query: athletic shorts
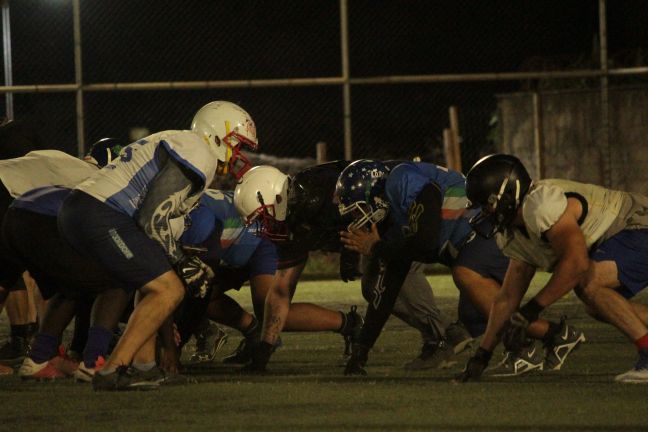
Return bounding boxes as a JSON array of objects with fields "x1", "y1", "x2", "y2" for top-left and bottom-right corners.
[
  {"x1": 58, "y1": 190, "x2": 172, "y2": 292},
  {"x1": 3, "y1": 208, "x2": 127, "y2": 299},
  {"x1": 0, "y1": 183, "x2": 25, "y2": 290},
  {"x1": 276, "y1": 240, "x2": 310, "y2": 270},
  {"x1": 590, "y1": 229, "x2": 648, "y2": 298},
  {"x1": 453, "y1": 234, "x2": 509, "y2": 284}
]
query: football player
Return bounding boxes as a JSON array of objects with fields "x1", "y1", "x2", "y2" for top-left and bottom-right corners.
[
  {"x1": 218, "y1": 163, "x2": 366, "y2": 369},
  {"x1": 0, "y1": 137, "x2": 123, "y2": 369},
  {"x1": 56, "y1": 101, "x2": 259, "y2": 390},
  {"x1": 457, "y1": 154, "x2": 648, "y2": 383},
  {"x1": 335, "y1": 159, "x2": 584, "y2": 376}
]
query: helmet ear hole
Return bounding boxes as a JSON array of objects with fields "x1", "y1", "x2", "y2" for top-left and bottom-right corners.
[{"x1": 275, "y1": 194, "x2": 283, "y2": 204}]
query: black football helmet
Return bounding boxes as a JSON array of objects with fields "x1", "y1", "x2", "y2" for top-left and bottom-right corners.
[
  {"x1": 84, "y1": 137, "x2": 124, "y2": 168},
  {"x1": 287, "y1": 160, "x2": 349, "y2": 227},
  {"x1": 465, "y1": 154, "x2": 532, "y2": 238},
  {"x1": 334, "y1": 159, "x2": 390, "y2": 231}
]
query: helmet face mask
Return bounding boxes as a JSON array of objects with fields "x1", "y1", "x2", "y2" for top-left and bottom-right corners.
[
  {"x1": 465, "y1": 154, "x2": 531, "y2": 238},
  {"x1": 335, "y1": 160, "x2": 390, "y2": 231}
]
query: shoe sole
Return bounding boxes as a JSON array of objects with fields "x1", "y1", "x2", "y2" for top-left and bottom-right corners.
[
  {"x1": 20, "y1": 374, "x2": 67, "y2": 381},
  {"x1": 74, "y1": 369, "x2": 94, "y2": 383},
  {"x1": 615, "y1": 378, "x2": 648, "y2": 384},
  {"x1": 453, "y1": 338, "x2": 474, "y2": 355},
  {"x1": 546, "y1": 333, "x2": 586, "y2": 371}
]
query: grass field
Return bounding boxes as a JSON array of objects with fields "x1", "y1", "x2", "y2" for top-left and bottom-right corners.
[{"x1": 1, "y1": 273, "x2": 647, "y2": 432}]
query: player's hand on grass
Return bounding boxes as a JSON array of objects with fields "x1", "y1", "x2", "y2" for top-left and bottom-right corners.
[
  {"x1": 175, "y1": 255, "x2": 214, "y2": 298},
  {"x1": 453, "y1": 347, "x2": 492, "y2": 383},
  {"x1": 241, "y1": 341, "x2": 274, "y2": 374},
  {"x1": 344, "y1": 343, "x2": 369, "y2": 376}
]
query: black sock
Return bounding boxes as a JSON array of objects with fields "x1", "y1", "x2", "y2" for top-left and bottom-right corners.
[
  {"x1": 543, "y1": 322, "x2": 562, "y2": 344},
  {"x1": 337, "y1": 311, "x2": 347, "y2": 333},
  {"x1": 10, "y1": 324, "x2": 29, "y2": 339}
]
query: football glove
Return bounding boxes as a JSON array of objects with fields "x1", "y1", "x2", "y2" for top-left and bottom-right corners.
[
  {"x1": 344, "y1": 343, "x2": 369, "y2": 376},
  {"x1": 453, "y1": 347, "x2": 492, "y2": 383},
  {"x1": 174, "y1": 255, "x2": 214, "y2": 298}
]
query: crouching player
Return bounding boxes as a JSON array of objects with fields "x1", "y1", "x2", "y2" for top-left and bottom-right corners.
[
  {"x1": 457, "y1": 154, "x2": 648, "y2": 383},
  {"x1": 336, "y1": 160, "x2": 584, "y2": 376}
]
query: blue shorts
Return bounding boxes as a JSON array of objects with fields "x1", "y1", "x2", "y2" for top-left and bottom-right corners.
[
  {"x1": 453, "y1": 234, "x2": 509, "y2": 284},
  {"x1": 590, "y1": 229, "x2": 648, "y2": 298},
  {"x1": 58, "y1": 190, "x2": 172, "y2": 292}
]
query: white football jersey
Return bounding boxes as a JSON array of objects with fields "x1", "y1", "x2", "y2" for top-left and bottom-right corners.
[
  {"x1": 497, "y1": 178, "x2": 648, "y2": 271},
  {"x1": 0, "y1": 150, "x2": 98, "y2": 198},
  {"x1": 76, "y1": 130, "x2": 218, "y2": 217}
]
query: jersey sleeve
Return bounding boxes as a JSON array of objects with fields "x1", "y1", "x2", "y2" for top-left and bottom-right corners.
[
  {"x1": 522, "y1": 184, "x2": 567, "y2": 238},
  {"x1": 385, "y1": 163, "x2": 431, "y2": 213},
  {"x1": 158, "y1": 131, "x2": 218, "y2": 191}
]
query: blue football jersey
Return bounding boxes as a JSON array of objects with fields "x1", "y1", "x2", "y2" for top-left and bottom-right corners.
[{"x1": 384, "y1": 162, "x2": 476, "y2": 257}]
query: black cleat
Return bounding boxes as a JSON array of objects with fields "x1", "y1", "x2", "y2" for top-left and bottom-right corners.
[
  {"x1": 92, "y1": 366, "x2": 161, "y2": 391},
  {"x1": 340, "y1": 305, "x2": 364, "y2": 356}
]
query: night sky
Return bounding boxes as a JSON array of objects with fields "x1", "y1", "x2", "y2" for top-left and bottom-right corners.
[{"x1": 2, "y1": 0, "x2": 647, "y2": 165}]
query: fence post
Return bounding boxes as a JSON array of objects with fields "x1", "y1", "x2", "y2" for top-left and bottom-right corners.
[
  {"x1": 2, "y1": 0, "x2": 13, "y2": 120},
  {"x1": 443, "y1": 128, "x2": 456, "y2": 170},
  {"x1": 599, "y1": 0, "x2": 611, "y2": 187},
  {"x1": 449, "y1": 106, "x2": 462, "y2": 172},
  {"x1": 340, "y1": 0, "x2": 352, "y2": 160},
  {"x1": 532, "y1": 92, "x2": 544, "y2": 179},
  {"x1": 316, "y1": 141, "x2": 327, "y2": 164},
  {"x1": 73, "y1": 0, "x2": 85, "y2": 157}
]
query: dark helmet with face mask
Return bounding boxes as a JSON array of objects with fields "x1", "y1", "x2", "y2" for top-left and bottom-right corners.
[{"x1": 465, "y1": 154, "x2": 532, "y2": 238}]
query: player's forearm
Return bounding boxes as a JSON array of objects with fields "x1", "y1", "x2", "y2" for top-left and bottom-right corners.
[
  {"x1": 533, "y1": 256, "x2": 589, "y2": 308},
  {"x1": 480, "y1": 289, "x2": 518, "y2": 351},
  {"x1": 261, "y1": 286, "x2": 290, "y2": 345}
]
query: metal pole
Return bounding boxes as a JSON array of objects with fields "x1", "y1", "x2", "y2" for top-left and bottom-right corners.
[
  {"x1": 532, "y1": 92, "x2": 544, "y2": 179},
  {"x1": 72, "y1": 0, "x2": 84, "y2": 157},
  {"x1": 2, "y1": 0, "x2": 13, "y2": 120},
  {"x1": 599, "y1": 0, "x2": 611, "y2": 187},
  {"x1": 340, "y1": 0, "x2": 352, "y2": 160}
]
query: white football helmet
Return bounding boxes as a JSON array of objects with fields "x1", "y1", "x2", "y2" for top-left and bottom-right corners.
[
  {"x1": 191, "y1": 100, "x2": 258, "y2": 179},
  {"x1": 234, "y1": 165, "x2": 290, "y2": 241}
]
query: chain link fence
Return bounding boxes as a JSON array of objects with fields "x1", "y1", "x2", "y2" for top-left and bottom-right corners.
[{"x1": 1, "y1": 0, "x2": 648, "y2": 183}]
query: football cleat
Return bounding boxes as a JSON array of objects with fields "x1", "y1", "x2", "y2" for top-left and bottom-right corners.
[
  {"x1": 190, "y1": 324, "x2": 228, "y2": 363},
  {"x1": 445, "y1": 321, "x2": 475, "y2": 355},
  {"x1": 74, "y1": 356, "x2": 105, "y2": 383},
  {"x1": 92, "y1": 366, "x2": 160, "y2": 391},
  {"x1": 403, "y1": 339, "x2": 455, "y2": 371},
  {"x1": 543, "y1": 318, "x2": 586, "y2": 370},
  {"x1": 487, "y1": 343, "x2": 544, "y2": 377},
  {"x1": 0, "y1": 363, "x2": 13, "y2": 375},
  {"x1": 19, "y1": 355, "x2": 78, "y2": 380},
  {"x1": 0, "y1": 336, "x2": 29, "y2": 366},
  {"x1": 614, "y1": 349, "x2": 648, "y2": 384},
  {"x1": 340, "y1": 305, "x2": 364, "y2": 356}
]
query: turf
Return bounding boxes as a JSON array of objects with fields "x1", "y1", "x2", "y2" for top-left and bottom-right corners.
[{"x1": 1, "y1": 273, "x2": 647, "y2": 432}]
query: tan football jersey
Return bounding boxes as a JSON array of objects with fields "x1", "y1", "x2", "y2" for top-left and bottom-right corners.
[
  {"x1": 0, "y1": 150, "x2": 97, "y2": 198},
  {"x1": 496, "y1": 179, "x2": 648, "y2": 271}
]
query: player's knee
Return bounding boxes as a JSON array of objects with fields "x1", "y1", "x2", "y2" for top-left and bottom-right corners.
[{"x1": 142, "y1": 271, "x2": 185, "y2": 307}]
